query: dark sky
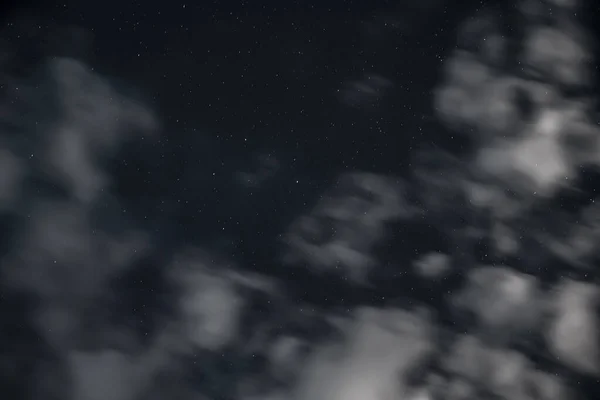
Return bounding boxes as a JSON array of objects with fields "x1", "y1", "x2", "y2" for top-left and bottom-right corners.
[{"x1": 0, "y1": 0, "x2": 475, "y2": 266}]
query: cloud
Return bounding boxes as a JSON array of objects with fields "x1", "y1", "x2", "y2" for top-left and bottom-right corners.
[
  {"x1": 546, "y1": 279, "x2": 599, "y2": 376},
  {"x1": 69, "y1": 350, "x2": 142, "y2": 400},
  {"x1": 0, "y1": 30, "x2": 162, "y2": 398},
  {"x1": 441, "y1": 334, "x2": 573, "y2": 400},
  {"x1": 167, "y1": 247, "x2": 280, "y2": 352},
  {"x1": 46, "y1": 58, "x2": 157, "y2": 203},
  {"x1": 294, "y1": 307, "x2": 434, "y2": 400},
  {"x1": 173, "y1": 260, "x2": 245, "y2": 351},
  {"x1": 541, "y1": 200, "x2": 600, "y2": 268},
  {"x1": 283, "y1": 172, "x2": 415, "y2": 282},
  {"x1": 267, "y1": 335, "x2": 307, "y2": 382},
  {"x1": 413, "y1": 252, "x2": 451, "y2": 279},
  {"x1": 338, "y1": 74, "x2": 394, "y2": 109},
  {"x1": 452, "y1": 266, "x2": 545, "y2": 340},
  {"x1": 0, "y1": 55, "x2": 157, "y2": 355},
  {"x1": 67, "y1": 324, "x2": 189, "y2": 400},
  {"x1": 427, "y1": 0, "x2": 600, "y2": 282},
  {"x1": 276, "y1": 4, "x2": 600, "y2": 394},
  {"x1": 523, "y1": 25, "x2": 592, "y2": 87},
  {"x1": 433, "y1": 4, "x2": 599, "y2": 202},
  {"x1": 417, "y1": 0, "x2": 600, "y2": 396}
]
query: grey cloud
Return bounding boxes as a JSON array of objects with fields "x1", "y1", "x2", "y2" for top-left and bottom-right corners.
[
  {"x1": 69, "y1": 350, "x2": 142, "y2": 400},
  {"x1": 294, "y1": 307, "x2": 434, "y2": 400},
  {"x1": 266, "y1": 336, "x2": 308, "y2": 384},
  {"x1": 283, "y1": 172, "x2": 415, "y2": 282},
  {"x1": 3, "y1": 201, "x2": 150, "y2": 351},
  {"x1": 474, "y1": 109, "x2": 574, "y2": 197},
  {"x1": 168, "y1": 247, "x2": 279, "y2": 351},
  {"x1": 178, "y1": 270, "x2": 244, "y2": 350},
  {"x1": 452, "y1": 266, "x2": 545, "y2": 341},
  {"x1": 288, "y1": 1, "x2": 599, "y2": 399},
  {"x1": 413, "y1": 252, "x2": 450, "y2": 279},
  {"x1": 47, "y1": 58, "x2": 157, "y2": 203},
  {"x1": 434, "y1": 12, "x2": 599, "y2": 199},
  {"x1": 542, "y1": 201, "x2": 600, "y2": 268},
  {"x1": 441, "y1": 334, "x2": 573, "y2": 400},
  {"x1": 0, "y1": 38, "x2": 165, "y2": 400},
  {"x1": 523, "y1": 25, "x2": 592, "y2": 87},
  {"x1": 546, "y1": 279, "x2": 600, "y2": 376},
  {"x1": 68, "y1": 325, "x2": 185, "y2": 400}
]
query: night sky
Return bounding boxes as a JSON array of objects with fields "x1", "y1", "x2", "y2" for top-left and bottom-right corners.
[
  {"x1": 9, "y1": 0, "x2": 472, "y2": 288},
  {"x1": 1, "y1": 1, "x2": 600, "y2": 400}
]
